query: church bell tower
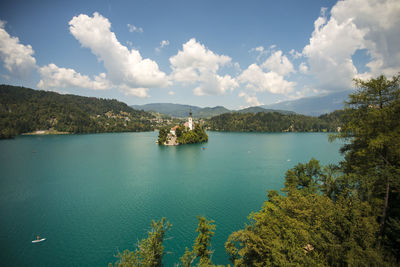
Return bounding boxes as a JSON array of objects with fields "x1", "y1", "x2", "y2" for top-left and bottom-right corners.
[{"x1": 188, "y1": 110, "x2": 193, "y2": 130}]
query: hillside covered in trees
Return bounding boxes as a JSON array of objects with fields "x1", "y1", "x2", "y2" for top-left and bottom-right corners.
[
  {"x1": 0, "y1": 85, "x2": 155, "y2": 138},
  {"x1": 206, "y1": 110, "x2": 344, "y2": 132},
  {"x1": 109, "y1": 74, "x2": 400, "y2": 266}
]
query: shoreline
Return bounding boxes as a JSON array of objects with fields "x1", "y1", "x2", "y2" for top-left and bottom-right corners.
[{"x1": 21, "y1": 130, "x2": 71, "y2": 136}]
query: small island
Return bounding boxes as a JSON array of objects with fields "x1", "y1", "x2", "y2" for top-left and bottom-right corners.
[{"x1": 157, "y1": 112, "x2": 208, "y2": 146}]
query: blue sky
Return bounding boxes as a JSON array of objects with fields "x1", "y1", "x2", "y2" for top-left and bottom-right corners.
[{"x1": 1, "y1": 0, "x2": 399, "y2": 109}]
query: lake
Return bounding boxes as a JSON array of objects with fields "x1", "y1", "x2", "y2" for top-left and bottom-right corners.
[{"x1": 0, "y1": 131, "x2": 343, "y2": 266}]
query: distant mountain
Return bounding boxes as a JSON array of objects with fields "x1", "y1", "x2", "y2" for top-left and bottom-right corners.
[
  {"x1": 237, "y1": 106, "x2": 295, "y2": 115},
  {"x1": 131, "y1": 103, "x2": 229, "y2": 118},
  {"x1": 131, "y1": 90, "x2": 351, "y2": 119},
  {"x1": 131, "y1": 103, "x2": 294, "y2": 118},
  {"x1": 262, "y1": 90, "x2": 351, "y2": 116},
  {"x1": 195, "y1": 106, "x2": 230, "y2": 118},
  {"x1": 131, "y1": 103, "x2": 201, "y2": 118}
]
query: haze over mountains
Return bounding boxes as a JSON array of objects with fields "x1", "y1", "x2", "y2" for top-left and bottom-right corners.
[
  {"x1": 131, "y1": 90, "x2": 351, "y2": 118},
  {"x1": 262, "y1": 90, "x2": 351, "y2": 116}
]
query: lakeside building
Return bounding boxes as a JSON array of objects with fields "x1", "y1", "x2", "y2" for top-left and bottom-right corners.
[{"x1": 171, "y1": 112, "x2": 194, "y2": 136}]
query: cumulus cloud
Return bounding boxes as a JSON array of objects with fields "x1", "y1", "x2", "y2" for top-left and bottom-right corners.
[
  {"x1": 120, "y1": 85, "x2": 149, "y2": 98},
  {"x1": 289, "y1": 49, "x2": 302, "y2": 59},
  {"x1": 261, "y1": 50, "x2": 295, "y2": 76},
  {"x1": 299, "y1": 62, "x2": 309, "y2": 74},
  {"x1": 302, "y1": 0, "x2": 400, "y2": 91},
  {"x1": 238, "y1": 64, "x2": 295, "y2": 95},
  {"x1": 38, "y1": 63, "x2": 110, "y2": 90},
  {"x1": 170, "y1": 38, "x2": 238, "y2": 95},
  {"x1": 238, "y1": 91, "x2": 263, "y2": 107},
  {"x1": 0, "y1": 21, "x2": 37, "y2": 78},
  {"x1": 239, "y1": 50, "x2": 296, "y2": 95},
  {"x1": 69, "y1": 12, "x2": 169, "y2": 96},
  {"x1": 127, "y1": 24, "x2": 143, "y2": 33}
]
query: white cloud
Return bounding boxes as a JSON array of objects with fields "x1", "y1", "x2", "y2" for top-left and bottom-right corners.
[
  {"x1": 332, "y1": 0, "x2": 400, "y2": 77},
  {"x1": 193, "y1": 72, "x2": 238, "y2": 96},
  {"x1": 302, "y1": 10, "x2": 365, "y2": 90},
  {"x1": 250, "y1": 45, "x2": 278, "y2": 61},
  {"x1": 160, "y1": 40, "x2": 169, "y2": 48},
  {"x1": 127, "y1": 24, "x2": 143, "y2": 33},
  {"x1": 238, "y1": 91, "x2": 263, "y2": 107},
  {"x1": 170, "y1": 38, "x2": 238, "y2": 95},
  {"x1": 289, "y1": 49, "x2": 302, "y2": 59},
  {"x1": 234, "y1": 62, "x2": 241, "y2": 71},
  {"x1": 38, "y1": 63, "x2": 110, "y2": 90},
  {"x1": 69, "y1": 12, "x2": 169, "y2": 96},
  {"x1": 0, "y1": 21, "x2": 37, "y2": 78},
  {"x1": 253, "y1": 46, "x2": 264, "y2": 53},
  {"x1": 120, "y1": 85, "x2": 149, "y2": 98},
  {"x1": 155, "y1": 40, "x2": 169, "y2": 52},
  {"x1": 299, "y1": 62, "x2": 308, "y2": 74},
  {"x1": 261, "y1": 50, "x2": 295, "y2": 76},
  {"x1": 238, "y1": 64, "x2": 296, "y2": 94},
  {"x1": 302, "y1": 0, "x2": 400, "y2": 91},
  {"x1": 168, "y1": 91, "x2": 175, "y2": 95}
]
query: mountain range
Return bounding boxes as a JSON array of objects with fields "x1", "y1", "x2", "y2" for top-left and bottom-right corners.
[
  {"x1": 131, "y1": 90, "x2": 351, "y2": 118},
  {"x1": 262, "y1": 90, "x2": 351, "y2": 116}
]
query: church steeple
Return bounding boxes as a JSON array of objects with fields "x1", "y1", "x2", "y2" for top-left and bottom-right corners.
[{"x1": 188, "y1": 110, "x2": 193, "y2": 130}]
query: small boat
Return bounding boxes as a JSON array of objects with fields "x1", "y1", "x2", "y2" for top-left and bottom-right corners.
[{"x1": 32, "y1": 236, "x2": 46, "y2": 243}]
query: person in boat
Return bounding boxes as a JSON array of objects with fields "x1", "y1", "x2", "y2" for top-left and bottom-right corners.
[{"x1": 37, "y1": 235, "x2": 40, "y2": 240}]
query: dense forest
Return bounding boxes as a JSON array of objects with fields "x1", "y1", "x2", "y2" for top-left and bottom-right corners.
[
  {"x1": 206, "y1": 109, "x2": 344, "y2": 132},
  {"x1": 0, "y1": 85, "x2": 154, "y2": 139},
  {"x1": 109, "y1": 74, "x2": 400, "y2": 266}
]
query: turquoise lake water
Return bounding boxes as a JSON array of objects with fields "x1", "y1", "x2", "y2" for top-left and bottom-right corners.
[{"x1": 0, "y1": 131, "x2": 344, "y2": 266}]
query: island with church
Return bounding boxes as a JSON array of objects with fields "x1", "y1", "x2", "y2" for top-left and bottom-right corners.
[{"x1": 157, "y1": 112, "x2": 208, "y2": 146}]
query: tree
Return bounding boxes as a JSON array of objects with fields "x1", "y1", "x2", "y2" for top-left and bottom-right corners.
[
  {"x1": 157, "y1": 128, "x2": 168, "y2": 144},
  {"x1": 110, "y1": 218, "x2": 171, "y2": 267},
  {"x1": 225, "y1": 159, "x2": 387, "y2": 266},
  {"x1": 180, "y1": 216, "x2": 216, "y2": 266},
  {"x1": 336, "y1": 74, "x2": 400, "y2": 253}
]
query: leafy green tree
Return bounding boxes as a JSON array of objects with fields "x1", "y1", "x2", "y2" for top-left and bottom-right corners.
[
  {"x1": 335, "y1": 74, "x2": 400, "y2": 256},
  {"x1": 180, "y1": 216, "x2": 216, "y2": 266},
  {"x1": 284, "y1": 157, "x2": 321, "y2": 194},
  {"x1": 177, "y1": 124, "x2": 208, "y2": 145},
  {"x1": 110, "y1": 218, "x2": 171, "y2": 267},
  {"x1": 226, "y1": 159, "x2": 387, "y2": 266},
  {"x1": 157, "y1": 128, "x2": 168, "y2": 144}
]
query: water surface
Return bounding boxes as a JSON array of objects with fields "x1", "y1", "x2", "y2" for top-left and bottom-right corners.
[{"x1": 0, "y1": 132, "x2": 343, "y2": 266}]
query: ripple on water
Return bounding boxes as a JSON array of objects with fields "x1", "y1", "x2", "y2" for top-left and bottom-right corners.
[{"x1": 0, "y1": 132, "x2": 343, "y2": 266}]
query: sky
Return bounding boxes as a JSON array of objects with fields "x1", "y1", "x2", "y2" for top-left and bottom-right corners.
[{"x1": 0, "y1": 0, "x2": 399, "y2": 109}]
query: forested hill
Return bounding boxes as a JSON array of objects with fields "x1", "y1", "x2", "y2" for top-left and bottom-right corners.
[
  {"x1": 0, "y1": 85, "x2": 154, "y2": 138},
  {"x1": 206, "y1": 110, "x2": 344, "y2": 132}
]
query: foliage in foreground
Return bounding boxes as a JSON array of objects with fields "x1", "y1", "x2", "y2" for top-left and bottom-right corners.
[
  {"x1": 112, "y1": 74, "x2": 400, "y2": 266},
  {"x1": 225, "y1": 160, "x2": 386, "y2": 266},
  {"x1": 109, "y1": 218, "x2": 171, "y2": 267}
]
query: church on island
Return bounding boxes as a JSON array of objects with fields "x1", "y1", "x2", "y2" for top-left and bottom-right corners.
[{"x1": 157, "y1": 112, "x2": 208, "y2": 146}]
